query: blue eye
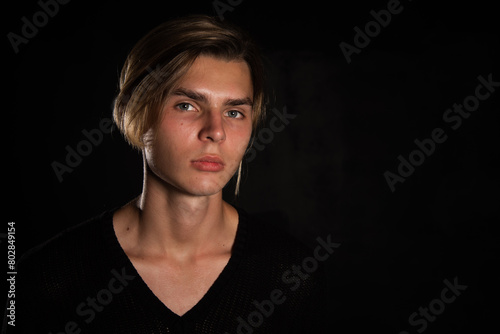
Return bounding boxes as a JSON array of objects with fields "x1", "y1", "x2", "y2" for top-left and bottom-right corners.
[
  {"x1": 176, "y1": 103, "x2": 195, "y2": 111},
  {"x1": 227, "y1": 110, "x2": 243, "y2": 118}
]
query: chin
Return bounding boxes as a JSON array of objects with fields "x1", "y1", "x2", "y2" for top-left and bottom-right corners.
[
  {"x1": 174, "y1": 173, "x2": 228, "y2": 197},
  {"x1": 182, "y1": 167, "x2": 237, "y2": 197},
  {"x1": 186, "y1": 182, "x2": 225, "y2": 197}
]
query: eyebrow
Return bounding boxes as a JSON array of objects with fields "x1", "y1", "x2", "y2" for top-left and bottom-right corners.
[{"x1": 172, "y1": 87, "x2": 253, "y2": 107}]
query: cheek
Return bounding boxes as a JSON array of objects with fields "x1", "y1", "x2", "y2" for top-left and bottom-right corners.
[
  {"x1": 223, "y1": 123, "x2": 252, "y2": 155},
  {"x1": 143, "y1": 121, "x2": 190, "y2": 172},
  {"x1": 231, "y1": 131, "x2": 252, "y2": 158},
  {"x1": 154, "y1": 117, "x2": 196, "y2": 151}
]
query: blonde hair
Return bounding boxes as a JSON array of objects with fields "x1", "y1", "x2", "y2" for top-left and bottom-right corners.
[
  {"x1": 113, "y1": 15, "x2": 266, "y2": 195},
  {"x1": 113, "y1": 14, "x2": 266, "y2": 149}
]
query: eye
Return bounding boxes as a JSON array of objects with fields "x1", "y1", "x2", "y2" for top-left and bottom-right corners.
[
  {"x1": 226, "y1": 110, "x2": 243, "y2": 119},
  {"x1": 176, "y1": 103, "x2": 195, "y2": 111}
]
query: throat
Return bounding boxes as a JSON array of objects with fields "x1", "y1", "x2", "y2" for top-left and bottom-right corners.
[{"x1": 113, "y1": 199, "x2": 239, "y2": 264}]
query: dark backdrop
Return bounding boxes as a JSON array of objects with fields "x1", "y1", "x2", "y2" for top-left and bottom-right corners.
[{"x1": 4, "y1": 0, "x2": 499, "y2": 332}]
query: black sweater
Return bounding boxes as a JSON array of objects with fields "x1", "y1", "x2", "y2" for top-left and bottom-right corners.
[{"x1": 8, "y1": 207, "x2": 330, "y2": 333}]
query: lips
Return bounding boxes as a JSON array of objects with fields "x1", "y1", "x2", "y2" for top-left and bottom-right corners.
[{"x1": 191, "y1": 155, "x2": 225, "y2": 172}]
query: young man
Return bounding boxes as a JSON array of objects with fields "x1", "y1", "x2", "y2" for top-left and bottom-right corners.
[{"x1": 11, "y1": 15, "x2": 329, "y2": 333}]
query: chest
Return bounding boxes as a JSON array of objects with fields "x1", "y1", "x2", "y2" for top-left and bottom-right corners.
[{"x1": 130, "y1": 255, "x2": 231, "y2": 316}]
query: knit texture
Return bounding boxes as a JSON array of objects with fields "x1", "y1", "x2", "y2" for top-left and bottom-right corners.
[{"x1": 10, "y1": 207, "x2": 329, "y2": 333}]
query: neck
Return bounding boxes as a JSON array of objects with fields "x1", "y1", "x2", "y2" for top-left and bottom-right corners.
[{"x1": 125, "y1": 165, "x2": 236, "y2": 262}]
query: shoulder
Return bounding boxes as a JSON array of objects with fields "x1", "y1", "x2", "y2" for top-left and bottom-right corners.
[
  {"x1": 19, "y1": 210, "x2": 112, "y2": 268},
  {"x1": 243, "y1": 208, "x2": 340, "y2": 262},
  {"x1": 242, "y1": 209, "x2": 315, "y2": 260},
  {"x1": 238, "y1": 207, "x2": 333, "y2": 285},
  {"x1": 14, "y1": 209, "x2": 126, "y2": 331},
  {"x1": 16, "y1": 209, "x2": 117, "y2": 297}
]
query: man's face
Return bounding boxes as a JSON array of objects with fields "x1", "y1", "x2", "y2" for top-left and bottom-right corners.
[{"x1": 143, "y1": 55, "x2": 254, "y2": 196}]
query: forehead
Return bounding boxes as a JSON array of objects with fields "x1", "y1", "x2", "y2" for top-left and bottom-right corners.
[{"x1": 174, "y1": 55, "x2": 253, "y2": 98}]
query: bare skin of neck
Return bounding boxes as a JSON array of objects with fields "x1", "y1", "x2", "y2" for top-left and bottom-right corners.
[{"x1": 114, "y1": 168, "x2": 239, "y2": 263}]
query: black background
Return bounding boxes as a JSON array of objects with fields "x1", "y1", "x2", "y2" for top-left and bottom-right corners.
[{"x1": 4, "y1": 0, "x2": 499, "y2": 332}]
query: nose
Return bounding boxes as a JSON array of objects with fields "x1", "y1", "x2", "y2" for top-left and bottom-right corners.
[{"x1": 199, "y1": 109, "x2": 226, "y2": 143}]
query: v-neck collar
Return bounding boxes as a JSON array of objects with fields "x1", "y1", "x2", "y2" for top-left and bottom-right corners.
[{"x1": 101, "y1": 205, "x2": 248, "y2": 324}]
